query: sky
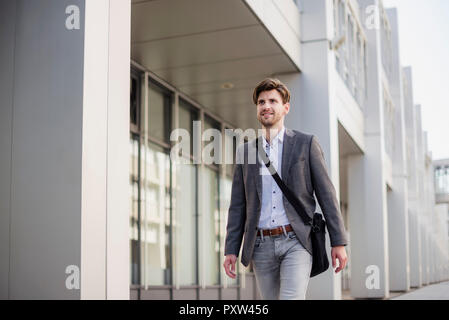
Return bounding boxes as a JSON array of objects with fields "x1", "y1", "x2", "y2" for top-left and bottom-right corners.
[{"x1": 382, "y1": 0, "x2": 449, "y2": 160}]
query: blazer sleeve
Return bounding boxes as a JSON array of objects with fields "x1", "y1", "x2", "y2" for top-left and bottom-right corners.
[
  {"x1": 309, "y1": 135, "x2": 348, "y2": 247},
  {"x1": 224, "y1": 144, "x2": 247, "y2": 256}
]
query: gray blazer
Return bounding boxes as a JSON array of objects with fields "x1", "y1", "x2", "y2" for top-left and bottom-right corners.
[{"x1": 224, "y1": 128, "x2": 348, "y2": 267}]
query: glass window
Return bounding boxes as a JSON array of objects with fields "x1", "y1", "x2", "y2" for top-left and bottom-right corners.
[
  {"x1": 129, "y1": 72, "x2": 246, "y2": 294},
  {"x1": 435, "y1": 168, "x2": 440, "y2": 192},
  {"x1": 179, "y1": 99, "x2": 199, "y2": 157},
  {"x1": 339, "y1": 0, "x2": 347, "y2": 79},
  {"x1": 347, "y1": 17, "x2": 354, "y2": 92},
  {"x1": 142, "y1": 142, "x2": 171, "y2": 286},
  {"x1": 338, "y1": 0, "x2": 345, "y2": 38},
  {"x1": 130, "y1": 134, "x2": 140, "y2": 285},
  {"x1": 220, "y1": 175, "x2": 238, "y2": 285},
  {"x1": 333, "y1": 0, "x2": 339, "y2": 38},
  {"x1": 129, "y1": 78, "x2": 137, "y2": 126},
  {"x1": 333, "y1": 0, "x2": 341, "y2": 74},
  {"x1": 356, "y1": 33, "x2": 362, "y2": 104},
  {"x1": 363, "y1": 41, "x2": 367, "y2": 99},
  {"x1": 383, "y1": 93, "x2": 394, "y2": 158},
  {"x1": 202, "y1": 166, "x2": 220, "y2": 285},
  {"x1": 443, "y1": 167, "x2": 449, "y2": 193},
  {"x1": 173, "y1": 159, "x2": 198, "y2": 286},
  {"x1": 129, "y1": 69, "x2": 141, "y2": 133},
  {"x1": 333, "y1": 1, "x2": 366, "y2": 109},
  {"x1": 224, "y1": 129, "x2": 237, "y2": 177},
  {"x1": 203, "y1": 115, "x2": 221, "y2": 166},
  {"x1": 380, "y1": 6, "x2": 392, "y2": 78},
  {"x1": 148, "y1": 82, "x2": 171, "y2": 143}
]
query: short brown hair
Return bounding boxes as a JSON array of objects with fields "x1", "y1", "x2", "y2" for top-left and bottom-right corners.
[{"x1": 252, "y1": 78, "x2": 291, "y2": 105}]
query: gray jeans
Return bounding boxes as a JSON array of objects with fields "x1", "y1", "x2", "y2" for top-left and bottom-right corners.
[{"x1": 252, "y1": 230, "x2": 312, "y2": 300}]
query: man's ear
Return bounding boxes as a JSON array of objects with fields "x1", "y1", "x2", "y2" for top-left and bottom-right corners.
[{"x1": 284, "y1": 102, "x2": 290, "y2": 114}]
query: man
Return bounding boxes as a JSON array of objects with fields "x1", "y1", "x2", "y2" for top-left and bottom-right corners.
[{"x1": 223, "y1": 78, "x2": 348, "y2": 300}]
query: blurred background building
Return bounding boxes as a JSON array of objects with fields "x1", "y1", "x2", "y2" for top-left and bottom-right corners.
[
  {"x1": 434, "y1": 158, "x2": 449, "y2": 263},
  {"x1": 1, "y1": 0, "x2": 448, "y2": 300}
]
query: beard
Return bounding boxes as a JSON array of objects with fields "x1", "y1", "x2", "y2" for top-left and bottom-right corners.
[{"x1": 258, "y1": 111, "x2": 281, "y2": 128}]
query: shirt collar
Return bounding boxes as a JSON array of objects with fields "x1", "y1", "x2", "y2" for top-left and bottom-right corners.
[{"x1": 262, "y1": 126, "x2": 285, "y2": 148}]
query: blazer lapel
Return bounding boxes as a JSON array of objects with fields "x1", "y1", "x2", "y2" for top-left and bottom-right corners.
[
  {"x1": 281, "y1": 128, "x2": 296, "y2": 182},
  {"x1": 249, "y1": 138, "x2": 262, "y2": 202}
]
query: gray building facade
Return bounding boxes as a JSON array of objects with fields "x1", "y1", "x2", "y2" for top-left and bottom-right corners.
[{"x1": 1, "y1": 0, "x2": 447, "y2": 300}]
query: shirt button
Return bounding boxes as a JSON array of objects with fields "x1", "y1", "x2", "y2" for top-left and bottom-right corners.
[
  {"x1": 273, "y1": 206, "x2": 276, "y2": 209},
  {"x1": 273, "y1": 191, "x2": 275, "y2": 193}
]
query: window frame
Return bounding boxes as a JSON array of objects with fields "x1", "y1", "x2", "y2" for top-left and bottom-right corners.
[{"x1": 130, "y1": 61, "x2": 244, "y2": 298}]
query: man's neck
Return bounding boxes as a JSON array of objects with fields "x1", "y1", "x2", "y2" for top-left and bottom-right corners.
[{"x1": 262, "y1": 125, "x2": 284, "y2": 144}]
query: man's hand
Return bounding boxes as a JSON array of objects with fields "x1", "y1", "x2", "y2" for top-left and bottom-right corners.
[
  {"x1": 223, "y1": 254, "x2": 237, "y2": 279},
  {"x1": 331, "y1": 246, "x2": 347, "y2": 274}
]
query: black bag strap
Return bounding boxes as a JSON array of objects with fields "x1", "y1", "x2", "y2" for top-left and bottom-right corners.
[{"x1": 256, "y1": 136, "x2": 313, "y2": 227}]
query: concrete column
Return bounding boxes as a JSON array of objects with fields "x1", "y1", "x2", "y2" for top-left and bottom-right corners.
[
  {"x1": 82, "y1": 0, "x2": 131, "y2": 299},
  {"x1": 402, "y1": 67, "x2": 422, "y2": 287},
  {"x1": 385, "y1": 8, "x2": 410, "y2": 292},
  {"x1": 277, "y1": 0, "x2": 344, "y2": 300},
  {"x1": 409, "y1": 209, "x2": 422, "y2": 287},
  {"x1": 422, "y1": 143, "x2": 432, "y2": 285},
  {"x1": 346, "y1": 154, "x2": 367, "y2": 296},
  {"x1": 424, "y1": 142, "x2": 438, "y2": 284},
  {"x1": 0, "y1": 0, "x2": 86, "y2": 299},
  {"x1": 345, "y1": 0, "x2": 390, "y2": 298},
  {"x1": 347, "y1": 136, "x2": 389, "y2": 299},
  {"x1": 430, "y1": 236, "x2": 435, "y2": 283},
  {"x1": 0, "y1": 0, "x2": 16, "y2": 300},
  {"x1": 387, "y1": 186, "x2": 410, "y2": 291},
  {"x1": 421, "y1": 221, "x2": 430, "y2": 285},
  {"x1": 435, "y1": 242, "x2": 439, "y2": 282},
  {"x1": 415, "y1": 105, "x2": 426, "y2": 287},
  {"x1": 0, "y1": 0, "x2": 130, "y2": 299},
  {"x1": 435, "y1": 204, "x2": 449, "y2": 281},
  {"x1": 427, "y1": 228, "x2": 432, "y2": 285}
]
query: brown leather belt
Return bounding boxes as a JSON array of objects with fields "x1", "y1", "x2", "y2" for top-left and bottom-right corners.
[{"x1": 257, "y1": 224, "x2": 293, "y2": 237}]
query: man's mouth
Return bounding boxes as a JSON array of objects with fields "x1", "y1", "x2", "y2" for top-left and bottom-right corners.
[{"x1": 261, "y1": 112, "x2": 274, "y2": 117}]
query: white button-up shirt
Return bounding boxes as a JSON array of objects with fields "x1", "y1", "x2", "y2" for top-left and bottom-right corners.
[{"x1": 258, "y1": 126, "x2": 290, "y2": 229}]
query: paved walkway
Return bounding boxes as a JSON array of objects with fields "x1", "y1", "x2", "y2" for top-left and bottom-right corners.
[{"x1": 390, "y1": 281, "x2": 449, "y2": 300}]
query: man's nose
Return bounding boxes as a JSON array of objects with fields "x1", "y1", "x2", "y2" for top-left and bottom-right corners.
[{"x1": 263, "y1": 103, "x2": 272, "y2": 109}]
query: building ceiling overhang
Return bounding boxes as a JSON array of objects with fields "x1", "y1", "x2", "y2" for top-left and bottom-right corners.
[{"x1": 131, "y1": 0, "x2": 300, "y2": 130}]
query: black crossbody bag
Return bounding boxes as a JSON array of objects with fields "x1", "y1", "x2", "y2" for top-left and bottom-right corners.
[{"x1": 256, "y1": 137, "x2": 329, "y2": 277}]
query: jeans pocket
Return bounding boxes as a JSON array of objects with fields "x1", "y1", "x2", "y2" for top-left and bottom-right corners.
[
  {"x1": 255, "y1": 237, "x2": 262, "y2": 248},
  {"x1": 288, "y1": 233, "x2": 297, "y2": 240}
]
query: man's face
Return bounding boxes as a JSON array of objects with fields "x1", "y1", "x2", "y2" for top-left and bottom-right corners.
[{"x1": 256, "y1": 89, "x2": 289, "y2": 128}]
